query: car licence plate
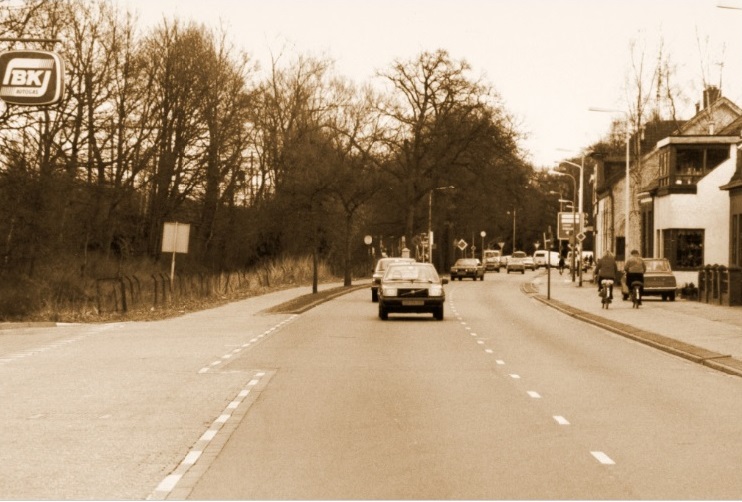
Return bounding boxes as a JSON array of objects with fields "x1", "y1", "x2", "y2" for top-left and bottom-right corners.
[{"x1": 402, "y1": 300, "x2": 424, "y2": 306}]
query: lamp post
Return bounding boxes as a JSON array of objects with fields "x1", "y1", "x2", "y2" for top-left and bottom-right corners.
[
  {"x1": 480, "y1": 230, "x2": 486, "y2": 261},
  {"x1": 427, "y1": 185, "x2": 455, "y2": 263},
  {"x1": 558, "y1": 156, "x2": 588, "y2": 287},
  {"x1": 507, "y1": 209, "x2": 517, "y2": 253},
  {"x1": 589, "y1": 107, "x2": 631, "y2": 257},
  {"x1": 552, "y1": 170, "x2": 577, "y2": 282}
]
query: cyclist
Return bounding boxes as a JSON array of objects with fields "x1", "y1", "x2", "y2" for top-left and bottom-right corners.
[
  {"x1": 624, "y1": 249, "x2": 646, "y2": 306},
  {"x1": 595, "y1": 250, "x2": 619, "y2": 303}
]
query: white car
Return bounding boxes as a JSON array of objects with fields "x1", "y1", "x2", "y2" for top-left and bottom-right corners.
[{"x1": 506, "y1": 251, "x2": 526, "y2": 274}]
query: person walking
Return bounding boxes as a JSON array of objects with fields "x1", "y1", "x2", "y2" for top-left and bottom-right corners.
[
  {"x1": 595, "y1": 250, "x2": 619, "y2": 302},
  {"x1": 624, "y1": 249, "x2": 647, "y2": 305}
]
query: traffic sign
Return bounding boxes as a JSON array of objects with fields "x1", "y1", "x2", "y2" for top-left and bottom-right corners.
[
  {"x1": 576, "y1": 232, "x2": 586, "y2": 242},
  {"x1": 457, "y1": 239, "x2": 468, "y2": 251},
  {"x1": 0, "y1": 50, "x2": 65, "y2": 105}
]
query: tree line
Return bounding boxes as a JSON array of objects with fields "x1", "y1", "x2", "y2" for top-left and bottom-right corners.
[{"x1": 0, "y1": 0, "x2": 569, "y2": 296}]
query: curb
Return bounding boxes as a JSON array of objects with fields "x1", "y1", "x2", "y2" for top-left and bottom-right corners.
[
  {"x1": 262, "y1": 283, "x2": 369, "y2": 314},
  {"x1": 0, "y1": 322, "x2": 57, "y2": 330},
  {"x1": 528, "y1": 286, "x2": 742, "y2": 378}
]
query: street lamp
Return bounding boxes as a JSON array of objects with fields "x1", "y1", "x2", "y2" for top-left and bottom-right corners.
[
  {"x1": 589, "y1": 107, "x2": 631, "y2": 256},
  {"x1": 480, "y1": 230, "x2": 486, "y2": 261},
  {"x1": 507, "y1": 208, "x2": 517, "y2": 253},
  {"x1": 552, "y1": 169, "x2": 577, "y2": 282},
  {"x1": 427, "y1": 186, "x2": 455, "y2": 263},
  {"x1": 558, "y1": 156, "x2": 589, "y2": 287}
]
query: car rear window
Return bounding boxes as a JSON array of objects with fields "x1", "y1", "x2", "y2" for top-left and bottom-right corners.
[
  {"x1": 513, "y1": 251, "x2": 526, "y2": 258},
  {"x1": 385, "y1": 265, "x2": 439, "y2": 282}
]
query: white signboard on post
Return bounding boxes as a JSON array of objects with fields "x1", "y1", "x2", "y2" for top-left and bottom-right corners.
[
  {"x1": 162, "y1": 222, "x2": 190, "y2": 290},
  {"x1": 162, "y1": 222, "x2": 190, "y2": 253}
]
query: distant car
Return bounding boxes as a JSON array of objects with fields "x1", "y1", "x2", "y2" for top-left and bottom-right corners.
[
  {"x1": 506, "y1": 251, "x2": 527, "y2": 274},
  {"x1": 378, "y1": 262, "x2": 448, "y2": 320},
  {"x1": 483, "y1": 249, "x2": 501, "y2": 272},
  {"x1": 450, "y1": 258, "x2": 485, "y2": 281},
  {"x1": 523, "y1": 255, "x2": 536, "y2": 271},
  {"x1": 371, "y1": 257, "x2": 416, "y2": 302},
  {"x1": 620, "y1": 257, "x2": 678, "y2": 301},
  {"x1": 500, "y1": 255, "x2": 510, "y2": 268}
]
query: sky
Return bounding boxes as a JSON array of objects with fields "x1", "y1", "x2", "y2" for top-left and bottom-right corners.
[{"x1": 123, "y1": 0, "x2": 742, "y2": 167}]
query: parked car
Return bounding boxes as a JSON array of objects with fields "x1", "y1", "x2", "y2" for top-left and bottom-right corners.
[
  {"x1": 483, "y1": 249, "x2": 501, "y2": 272},
  {"x1": 450, "y1": 258, "x2": 485, "y2": 281},
  {"x1": 620, "y1": 257, "x2": 678, "y2": 301},
  {"x1": 506, "y1": 251, "x2": 527, "y2": 274},
  {"x1": 523, "y1": 255, "x2": 536, "y2": 271},
  {"x1": 378, "y1": 262, "x2": 448, "y2": 320},
  {"x1": 371, "y1": 257, "x2": 415, "y2": 302},
  {"x1": 533, "y1": 250, "x2": 560, "y2": 268}
]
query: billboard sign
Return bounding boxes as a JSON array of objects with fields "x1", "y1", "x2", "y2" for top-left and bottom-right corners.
[{"x1": 0, "y1": 50, "x2": 65, "y2": 105}]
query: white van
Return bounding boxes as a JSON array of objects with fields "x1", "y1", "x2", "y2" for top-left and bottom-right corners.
[
  {"x1": 533, "y1": 250, "x2": 560, "y2": 268},
  {"x1": 483, "y1": 249, "x2": 501, "y2": 271}
]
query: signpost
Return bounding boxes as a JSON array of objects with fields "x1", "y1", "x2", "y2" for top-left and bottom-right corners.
[
  {"x1": 162, "y1": 222, "x2": 191, "y2": 291},
  {"x1": 0, "y1": 50, "x2": 65, "y2": 105}
]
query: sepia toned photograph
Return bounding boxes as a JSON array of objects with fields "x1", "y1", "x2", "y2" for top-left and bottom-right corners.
[{"x1": 1, "y1": 0, "x2": 742, "y2": 499}]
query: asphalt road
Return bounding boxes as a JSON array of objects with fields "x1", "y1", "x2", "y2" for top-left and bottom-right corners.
[
  {"x1": 2, "y1": 274, "x2": 742, "y2": 499},
  {"x1": 185, "y1": 272, "x2": 742, "y2": 499}
]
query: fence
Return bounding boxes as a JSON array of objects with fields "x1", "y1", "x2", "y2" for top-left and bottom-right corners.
[
  {"x1": 696, "y1": 265, "x2": 742, "y2": 306},
  {"x1": 94, "y1": 269, "x2": 269, "y2": 315}
]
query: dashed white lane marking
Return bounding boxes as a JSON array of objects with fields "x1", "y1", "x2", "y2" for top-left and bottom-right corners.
[
  {"x1": 199, "y1": 315, "x2": 298, "y2": 373},
  {"x1": 496, "y1": 360, "x2": 505, "y2": 365},
  {"x1": 485, "y1": 349, "x2": 493, "y2": 354},
  {"x1": 553, "y1": 415, "x2": 570, "y2": 425},
  {"x1": 527, "y1": 391, "x2": 541, "y2": 399},
  {"x1": 509, "y1": 374, "x2": 521, "y2": 379},
  {"x1": 151, "y1": 371, "x2": 268, "y2": 499},
  {"x1": 0, "y1": 327, "x2": 117, "y2": 366},
  {"x1": 591, "y1": 451, "x2": 616, "y2": 465}
]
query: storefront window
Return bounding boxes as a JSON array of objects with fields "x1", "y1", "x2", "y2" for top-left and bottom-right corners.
[{"x1": 662, "y1": 229, "x2": 704, "y2": 270}]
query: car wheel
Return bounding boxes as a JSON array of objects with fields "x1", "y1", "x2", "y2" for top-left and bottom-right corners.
[
  {"x1": 433, "y1": 306, "x2": 444, "y2": 320},
  {"x1": 521, "y1": 270, "x2": 525, "y2": 275},
  {"x1": 669, "y1": 292, "x2": 676, "y2": 301},
  {"x1": 378, "y1": 304, "x2": 388, "y2": 320},
  {"x1": 480, "y1": 275, "x2": 484, "y2": 281}
]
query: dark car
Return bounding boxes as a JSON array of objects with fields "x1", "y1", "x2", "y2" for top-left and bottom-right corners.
[
  {"x1": 378, "y1": 262, "x2": 448, "y2": 320},
  {"x1": 371, "y1": 257, "x2": 416, "y2": 302},
  {"x1": 450, "y1": 258, "x2": 485, "y2": 281},
  {"x1": 621, "y1": 257, "x2": 678, "y2": 301}
]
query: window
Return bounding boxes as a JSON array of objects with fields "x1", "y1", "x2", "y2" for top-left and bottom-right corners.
[
  {"x1": 662, "y1": 229, "x2": 704, "y2": 270},
  {"x1": 615, "y1": 236, "x2": 625, "y2": 262}
]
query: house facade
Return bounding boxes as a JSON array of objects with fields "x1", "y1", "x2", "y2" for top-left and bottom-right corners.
[{"x1": 592, "y1": 90, "x2": 742, "y2": 287}]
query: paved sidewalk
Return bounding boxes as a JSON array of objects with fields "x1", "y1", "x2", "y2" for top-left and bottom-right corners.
[{"x1": 527, "y1": 270, "x2": 742, "y2": 378}]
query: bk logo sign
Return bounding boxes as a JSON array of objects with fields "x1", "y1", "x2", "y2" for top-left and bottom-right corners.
[{"x1": 0, "y1": 50, "x2": 64, "y2": 106}]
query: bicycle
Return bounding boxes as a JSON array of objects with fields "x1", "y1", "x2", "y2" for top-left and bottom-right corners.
[
  {"x1": 599, "y1": 279, "x2": 614, "y2": 309},
  {"x1": 630, "y1": 280, "x2": 643, "y2": 308}
]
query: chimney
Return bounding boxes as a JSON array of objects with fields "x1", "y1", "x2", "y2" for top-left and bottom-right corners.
[{"x1": 703, "y1": 86, "x2": 721, "y2": 109}]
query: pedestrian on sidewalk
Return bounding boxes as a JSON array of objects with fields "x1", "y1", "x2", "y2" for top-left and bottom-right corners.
[{"x1": 595, "y1": 250, "x2": 619, "y2": 300}]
